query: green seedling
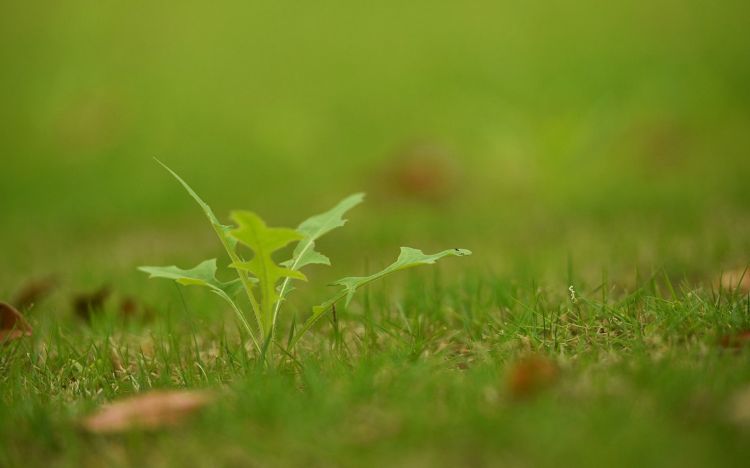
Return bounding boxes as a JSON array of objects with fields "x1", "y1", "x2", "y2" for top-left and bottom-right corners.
[{"x1": 139, "y1": 160, "x2": 471, "y2": 352}]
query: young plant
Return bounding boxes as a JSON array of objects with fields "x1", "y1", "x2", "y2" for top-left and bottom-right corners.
[{"x1": 139, "y1": 160, "x2": 471, "y2": 352}]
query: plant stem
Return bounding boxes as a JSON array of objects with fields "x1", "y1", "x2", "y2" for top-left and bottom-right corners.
[{"x1": 271, "y1": 238, "x2": 315, "y2": 339}]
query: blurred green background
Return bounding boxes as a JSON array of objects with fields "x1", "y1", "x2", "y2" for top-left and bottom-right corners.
[{"x1": 2, "y1": 0, "x2": 750, "y2": 291}]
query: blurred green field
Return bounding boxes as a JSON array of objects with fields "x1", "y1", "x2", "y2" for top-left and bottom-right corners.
[
  {"x1": 3, "y1": 0, "x2": 750, "y2": 280},
  {"x1": 2, "y1": 1, "x2": 750, "y2": 467}
]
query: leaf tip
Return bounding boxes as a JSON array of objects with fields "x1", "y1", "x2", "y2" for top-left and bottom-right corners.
[{"x1": 153, "y1": 157, "x2": 171, "y2": 172}]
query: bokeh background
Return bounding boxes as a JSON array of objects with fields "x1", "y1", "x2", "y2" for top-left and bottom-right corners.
[{"x1": 2, "y1": 0, "x2": 750, "y2": 293}]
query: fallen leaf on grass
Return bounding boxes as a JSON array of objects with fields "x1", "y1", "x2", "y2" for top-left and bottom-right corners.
[
  {"x1": 73, "y1": 287, "x2": 153, "y2": 322},
  {"x1": 119, "y1": 296, "x2": 138, "y2": 317},
  {"x1": 118, "y1": 295, "x2": 155, "y2": 321},
  {"x1": 0, "y1": 302, "x2": 32, "y2": 342},
  {"x1": 81, "y1": 390, "x2": 213, "y2": 433},
  {"x1": 716, "y1": 269, "x2": 750, "y2": 294},
  {"x1": 719, "y1": 331, "x2": 750, "y2": 350},
  {"x1": 625, "y1": 119, "x2": 689, "y2": 174},
  {"x1": 507, "y1": 355, "x2": 559, "y2": 399},
  {"x1": 13, "y1": 276, "x2": 58, "y2": 310},
  {"x1": 380, "y1": 141, "x2": 460, "y2": 202},
  {"x1": 72, "y1": 285, "x2": 112, "y2": 321}
]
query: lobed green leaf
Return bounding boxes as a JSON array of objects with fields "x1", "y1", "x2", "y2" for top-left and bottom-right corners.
[
  {"x1": 154, "y1": 159, "x2": 265, "y2": 332},
  {"x1": 291, "y1": 247, "x2": 471, "y2": 347},
  {"x1": 282, "y1": 193, "x2": 365, "y2": 270},
  {"x1": 155, "y1": 159, "x2": 238, "y2": 252},
  {"x1": 229, "y1": 211, "x2": 306, "y2": 332},
  {"x1": 138, "y1": 259, "x2": 245, "y2": 295},
  {"x1": 273, "y1": 193, "x2": 364, "y2": 334},
  {"x1": 139, "y1": 259, "x2": 261, "y2": 351}
]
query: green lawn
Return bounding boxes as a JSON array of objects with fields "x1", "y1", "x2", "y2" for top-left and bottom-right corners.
[
  {"x1": 2, "y1": 1, "x2": 750, "y2": 466},
  {"x1": 3, "y1": 274, "x2": 750, "y2": 467}
]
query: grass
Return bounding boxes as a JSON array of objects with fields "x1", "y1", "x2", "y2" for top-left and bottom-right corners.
[
  {"x1": 2, "y1": 269, "x2": 750, "y2": 467},
  {"x1": 2, "y1": 0, "x2": 750, "y2": 466}
]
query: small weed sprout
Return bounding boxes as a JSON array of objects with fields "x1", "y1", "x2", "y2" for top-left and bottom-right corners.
[
  {"x1": 568, "y1": 285, "x2": 578, "y2": 304},
  {"x1": 139, "y1": 160, "x2": 471, "y2": 353}
]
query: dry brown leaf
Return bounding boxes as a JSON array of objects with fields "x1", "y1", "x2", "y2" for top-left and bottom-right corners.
[
  {"x1": 381, "y1": 141, "x2": 460, "y2": 202},
  {"x1": 507, "y1": 354, "x2": 559, "y2": 399},
  {"x1": 119, "y1": 296, "x2": 138, "y2": 318},
  {"x1": 719, "y1": 330, "x2": 750, "y2": 350},
  {"x1": 13, "y1": 276, "x2": 58, "y2": 310},
  {"x1": 81, "y1": 390, "x2": 214, "y2": 433},
  {"x1": 717, "y1": 269, "x2": 750, "y2": 294},
  {"x1": 625, "y1": 119, "x2": 689, "y2": 174},
  {"x1": 73, "y1": 285, "x2": 112, "y2": 321},
  {"x1": 118, "y1": 295, "x2": 155, "y2": 321},
  {"x1": 0, "y1": 302, "x2": 33, "y2": 343}
]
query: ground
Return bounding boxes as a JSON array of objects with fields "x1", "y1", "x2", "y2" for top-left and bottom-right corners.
[{"x1": 1, "y1": 1, "x2": 750, "y2": 467}]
